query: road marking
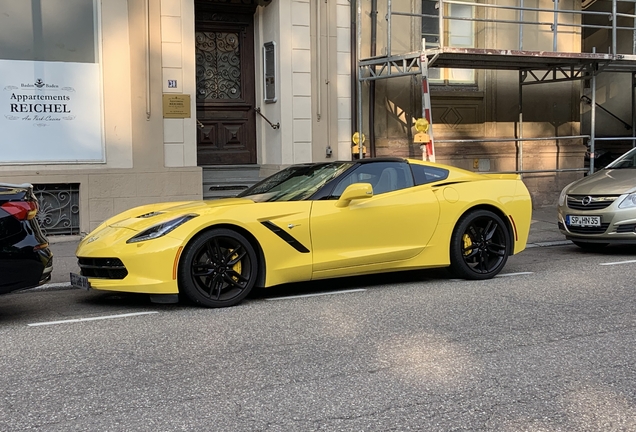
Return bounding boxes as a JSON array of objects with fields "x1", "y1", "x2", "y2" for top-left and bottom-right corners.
[
  {"x1": 266, "y1": 288, "x2": 366, "y2": 301},
  {"x1": 28, "y1": 311, "x2": 159, "y2": 327},
  {"x1": 599, "y1": 259, "x2": 636, "y2": 266},
  {"x1": 496, "y1": 272, "x2": 534, "y2": 277}
]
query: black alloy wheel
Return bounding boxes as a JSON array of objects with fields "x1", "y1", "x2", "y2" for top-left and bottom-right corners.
[
  {"x1": 178, "y1": 228, "x2": 258, "y2": 308},
  {"x1": 449, "y1": 209, "x2": 510, "y2": 280}
]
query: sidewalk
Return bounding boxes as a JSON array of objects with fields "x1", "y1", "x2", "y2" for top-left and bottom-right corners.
[
  {"x1": 43, "y1": 205, "x2": 568, "y2": 286},
  {"x1": 46, "y1": 235, "x2": 82, "y2": 286},
  {"x1": 526, "y1": 205, "x2": 569, "y2": 247}
]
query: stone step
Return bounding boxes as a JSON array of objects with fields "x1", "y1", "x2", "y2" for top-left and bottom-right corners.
[
  {"x1": 201, "y1": 165, "x2": 261, "y2": 200},
  {"x1": 203, "y1": 189, "x2": 246, "y2": 200},
  {"x1": 201, "y1": 165, "x2": 261, "y2": 182}
]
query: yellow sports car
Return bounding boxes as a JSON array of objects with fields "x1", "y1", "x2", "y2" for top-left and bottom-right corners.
[{"x1": 72, "y1": 158, "x2": 532, "y2": 307}]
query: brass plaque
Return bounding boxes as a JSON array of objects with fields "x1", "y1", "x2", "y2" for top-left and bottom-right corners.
[{"x1": 162, "y1": 94, "x2": 191, "y2": 118}]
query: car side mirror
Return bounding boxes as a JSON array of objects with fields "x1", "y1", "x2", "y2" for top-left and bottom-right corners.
[{"x1": 335, "y1": 183, "x2": 373, "y2": 208}]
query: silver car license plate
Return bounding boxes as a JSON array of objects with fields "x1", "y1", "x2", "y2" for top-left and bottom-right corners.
[
  {"x1": 566, "y1": 215, "x2": 601, "y2": 227},
  {"x1": 70, "y1": 272, "x2": 91, "y2": 290}
]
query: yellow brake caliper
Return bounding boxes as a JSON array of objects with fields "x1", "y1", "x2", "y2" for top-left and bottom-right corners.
[
  {"x1": 230, "y1": 250, "x2": 242, "y2": 282},
  {"x1": 462, "y1": 234, "x2": 473, "y2": 256}
]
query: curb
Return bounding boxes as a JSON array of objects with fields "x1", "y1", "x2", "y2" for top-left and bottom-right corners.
[
  {"x1": 22, "y1": 282, "x2": 74, "y2": 293},
  {"x1": 526, "y1": 240, "x2": 572, "y2": 248},
  {"x1": 48, "y1": 235, "x2": 83, "y2": 244}
]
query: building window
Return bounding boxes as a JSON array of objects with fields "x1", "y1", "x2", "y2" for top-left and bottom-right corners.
[
  {"x1": 422, "y1": 0, "x2": 475, "y2": 85},
  {"x1": 0, "y1": 0, "x2": 97, "y2": 63},
  {"x1": 421, "y1": 0, "x2": 440, "y2": 49},
  {"x1": 0, "y1": 0, "x2": 104, "y2": 164}
]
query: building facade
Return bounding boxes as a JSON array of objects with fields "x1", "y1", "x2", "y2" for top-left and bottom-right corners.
[
  {"x1": 0, "y1": 0, "x2": 353, "y2": 234},
  {"x1": 1, "y1": 0, "x2": 634, "y2": 235},
  {"x1": 357, "y1": 0, "x2": 589, "y2": 207}
]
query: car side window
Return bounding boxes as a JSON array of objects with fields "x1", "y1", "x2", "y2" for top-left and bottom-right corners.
[
  {"x1": 611, "y1": 152, "x2": 636, "y2": 169},
  {"x1": 331, "y1": 162, "x2": 414, "y2": 197},
  {"x1": 410, "y1": 164, "x2": 449, "y2": 185}
]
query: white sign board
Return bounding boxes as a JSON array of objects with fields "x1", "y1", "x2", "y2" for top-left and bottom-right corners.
[{"x1": 0, "y1": 59, "x2": 104, "y2": 164}]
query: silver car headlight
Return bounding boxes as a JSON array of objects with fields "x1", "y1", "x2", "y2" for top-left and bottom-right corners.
[
  {"x1": 619, "y1": 193, "x2": 636, "y2": 209},
  {"x1": 127, "y1": 214, "x2": 198, "y2": 243}
]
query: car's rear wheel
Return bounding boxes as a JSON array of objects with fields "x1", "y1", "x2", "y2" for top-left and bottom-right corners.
[
  {"x1": 178, "y1": 228, "x2": 257, "y2": 308},
  {"x1": 572, "y1": 241, "x2": 609, "y2": 251},
  {"x1": 449, "y1": 209, "x2": 510, "y2": 280}
]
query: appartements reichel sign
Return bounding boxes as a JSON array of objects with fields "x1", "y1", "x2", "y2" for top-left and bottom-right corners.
[{"x1": 0, "y1": 59, "x2": 104, "y2": 164}]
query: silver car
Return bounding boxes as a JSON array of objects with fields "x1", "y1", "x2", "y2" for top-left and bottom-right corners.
[{"x1": 558, "y1": 147, "x2": 636, "y2": 249}]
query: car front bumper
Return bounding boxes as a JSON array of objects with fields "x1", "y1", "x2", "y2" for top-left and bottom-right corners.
[
  {"x1": 76, "y1": 230, "x2": 183, "y2": 295},
  {"x1": 557, "y1": 203, "x2": 636, "y2": 244}
]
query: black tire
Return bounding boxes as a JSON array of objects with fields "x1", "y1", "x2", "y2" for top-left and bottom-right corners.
[
  {"x1": 572, "y1": 241, "x2": 609, "y2": 251},
  {"x1": 449, "y1": 209, "x2": 510, "y2": 280},
  {"x1": 178, "y1": 228, "x2": 258, "y2": 308}
]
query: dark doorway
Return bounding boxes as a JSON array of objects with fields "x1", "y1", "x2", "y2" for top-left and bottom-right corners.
[{"x1": 195, "y1": 4, "x2": 257, "y2": 165}]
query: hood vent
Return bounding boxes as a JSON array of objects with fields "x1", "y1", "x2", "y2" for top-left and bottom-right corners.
[{"x1": 137, "y1": 211, "x2": 164, "y2": 219}]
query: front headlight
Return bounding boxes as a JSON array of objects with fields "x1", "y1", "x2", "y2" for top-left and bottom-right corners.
[
  {"x1": 558, "y1": 181, "x2": 577, "y2": 206},
  {"x1": 127, "y1": 214, "x2": 198, "y2": 243},
  {"x1": 619, "y1": 193, "x2": 636, "y2": 209}
]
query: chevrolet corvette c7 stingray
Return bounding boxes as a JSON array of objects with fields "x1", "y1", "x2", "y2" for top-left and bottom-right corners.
[{"x1": 73, "y1": 158, "x2": 532, "y2": 307}]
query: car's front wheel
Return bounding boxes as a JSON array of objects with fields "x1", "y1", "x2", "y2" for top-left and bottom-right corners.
[
  {"x1": 178, "y1": 228, "x2": 258, "y2": 308},
  {"x1": 449, "y1": 209, "x2": 510, "y2": 280}
]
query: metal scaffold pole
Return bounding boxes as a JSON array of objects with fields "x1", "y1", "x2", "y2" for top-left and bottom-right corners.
[
  {"x1": 518, "y1": 71, "x2": 524, "y2": 176},
  {"x1": 633, "y1": 72, "x2": 636, "y2": 148},
  {"x1": 419, "y1": 49, "x2": 435, "y2": 162},
  {"x1": 356, "y1": 0, "x2": 364, "y2": 159},
  {"x1": 590, "y1": 68, "x2": 597, "y2": 175}
]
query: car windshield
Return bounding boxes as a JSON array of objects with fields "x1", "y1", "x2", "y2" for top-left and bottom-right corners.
[
  {"x1": 237, "y1": 162, "x2": 354, "y2": 202},
  {"x1": 605, "y1": 147, "x2": 636, "y2": 169}
]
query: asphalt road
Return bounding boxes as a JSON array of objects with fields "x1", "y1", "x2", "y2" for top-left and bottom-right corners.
[{"x1": 1, "y1": 244, "x2": 635, "y2": 431}]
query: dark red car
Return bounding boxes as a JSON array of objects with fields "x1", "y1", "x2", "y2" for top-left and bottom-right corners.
[{"x1": 0, "y1": 183, "x2": 53, "y2": 294}]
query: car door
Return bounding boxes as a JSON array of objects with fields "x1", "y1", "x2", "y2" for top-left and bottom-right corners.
[{"x1": 309, "y1": 161, "x2": 440, "y2": 277}]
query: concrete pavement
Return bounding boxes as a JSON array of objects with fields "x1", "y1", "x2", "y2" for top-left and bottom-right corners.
[
  {"x1": 43, "y1": 235, "x2": 82, "y2": 286},
  {"x1": 42, "y1": 205, "x2": 567, "y2": 287},
  {"x1": 525, "y1": 205, "x2": 569, "y2": 247}
]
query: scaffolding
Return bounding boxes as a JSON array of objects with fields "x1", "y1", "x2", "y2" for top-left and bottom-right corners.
[{"x1": 355, "y1": 0, "x2": 636, "y2": 175}]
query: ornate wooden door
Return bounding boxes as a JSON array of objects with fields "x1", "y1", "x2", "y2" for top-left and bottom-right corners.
[{"x1": 195, "y1": 8, "x2": 256, "y2": 165}]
